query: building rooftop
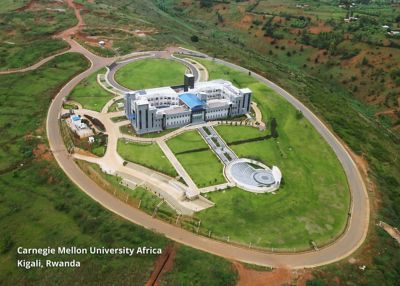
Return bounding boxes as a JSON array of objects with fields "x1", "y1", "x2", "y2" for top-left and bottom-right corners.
[
  {"x1": 161, "y1": 106, "x2": 189, "y2": 115},
  {"x1": 179, "y1": 93, "x2": 205, "y2": 111},
  {"x1": 206, "y1": 99, "x2": 230, "y2": 109}
]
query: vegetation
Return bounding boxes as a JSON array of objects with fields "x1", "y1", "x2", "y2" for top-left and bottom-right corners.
[
  {"x1": 114, "y1": 58, "x2": 187, "y2": 90},
  {"x1": 194, "y1": 60, "x2": 350, "y2": 250},
  {"x1": 167, "y1": 130, "x2": 225, "y2": 187},
  {"x1": 0, "y1": 53, "x2": 238, "y2": 285},
  {"x1": 117, "y1": 139, "x2": 178, "y2": 177},
  {"x1": 160, "y1": 245, "x2": 238, "y2": 286},
  {"x1": 68, "y1": 68, "x2": 114, "y2": 112},
  {"x1": 0, "y1": 2, "x2": 75, "y2": 69},
  {"x1": 0, "y1": 53, "x2": 89, "y2": 172}
]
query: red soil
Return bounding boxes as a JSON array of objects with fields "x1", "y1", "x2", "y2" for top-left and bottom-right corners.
[
  {"x1": 234, "y1": 263, "x2": 313, "y2": 286},
  {"x1": 308, "y1": 22, "x2": 332, "y2": 34},
  {"x1": 33, "y1": 144, "x2": 53, "y2": 161},
  {"x1": 145, "y1": 244, "x2": 177, "y2": 286}
]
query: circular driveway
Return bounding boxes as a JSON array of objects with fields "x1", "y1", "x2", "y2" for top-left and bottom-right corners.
[{"x1": 47, "y1": 46, "x2": 369, "y2": 269}]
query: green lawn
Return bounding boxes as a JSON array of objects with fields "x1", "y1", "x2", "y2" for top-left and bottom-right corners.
[
  {"x1": 114, "y1": 58, "x2": 187, "y2": 90},
  {"x1": 68, "y1": 68, "x2": 114, "y2": 111},
  {"x1": 0, "y1": 53, "x2": 237, "y2": 285},
  {"x1": 167, "y1": 130, "x2": 226, "y2": 187},
  {"x1": 191, "y1": 58, "x2": 350, "y2": 250},
  {"x1": 215, "y1": 125, "x2": 269, "y2": 144},
  {"x1": 117, "y1": 139, "x2": 178, "y2": 177},
  {"x1": 0, "y1": 53, "x2": 165, "y2": 285}
]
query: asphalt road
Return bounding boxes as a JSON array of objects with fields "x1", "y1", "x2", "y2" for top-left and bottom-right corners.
[
  {"x1": 106, "y1": 51, "x2": 200, "y2": 93},
  {"x1": 45, "y1": 45, "x2": 369, "y2": 269}
]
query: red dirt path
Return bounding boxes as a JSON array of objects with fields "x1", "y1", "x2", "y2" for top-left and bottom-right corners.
[{"x1": 145, "y1": 244, "x2": 177, "y2": 286}]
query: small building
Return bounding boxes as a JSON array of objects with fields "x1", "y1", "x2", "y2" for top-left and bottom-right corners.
[
  {"x1": 98, "y1": 40, "x2": 105, "y2": 47},
  {"x1": 388, "y1": 31, "x2": 400, "y2": 36},
  {"x1": 88, "y1": 136, "x2": 95, "y2": 144},
  {"x1": 70, "y1": 115, "x2": 87, "y2": 129}
]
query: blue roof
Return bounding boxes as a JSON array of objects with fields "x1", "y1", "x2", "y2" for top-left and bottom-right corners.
[
  {"x1": 179, "y1": 93, "x2": 204, "y2": 111},
  {"x1": 72, "y1": 115, "x2": 80, "y2": 121}
]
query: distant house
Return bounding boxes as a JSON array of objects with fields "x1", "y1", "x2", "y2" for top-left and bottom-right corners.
[
  {"x1": 344, "y1": 17, "x2": 358, "y2": 23},
  {"x1": 388, "y1": 31, "x2": 400, "y2": 36},
  {"x1": 98, "y1": 40, "x2": 105, "y2": 47},
  {"x1": 382, "y1": 25, "x2": 390, "y2": 29},
  {"x1": 70, "y1": 115, "x2": 87, "y2": 129}
]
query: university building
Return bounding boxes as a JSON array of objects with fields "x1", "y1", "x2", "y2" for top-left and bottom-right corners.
[{"x1": 124, "y1": 74, "x2": 252, "y2": 134}]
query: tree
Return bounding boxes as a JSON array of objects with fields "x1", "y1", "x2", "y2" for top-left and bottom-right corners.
[
  {"x1": 200, "y1": 0, "x2": 213, "y2": 8},
  {"x1": 190, "y1": 35, "x2": 199, "y2": 42},
  {"x1": 270, "y1": 118, "x2": 278, "y2": 138}
]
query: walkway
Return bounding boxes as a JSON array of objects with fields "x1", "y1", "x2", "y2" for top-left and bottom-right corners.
[{"x1": 5, "y1": 0, "x2": 368, "y2": 268}]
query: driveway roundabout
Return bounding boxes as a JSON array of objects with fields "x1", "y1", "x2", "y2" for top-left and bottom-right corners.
[{"x1": 46, "y1": 45, "x2": 369, "y2": 269}]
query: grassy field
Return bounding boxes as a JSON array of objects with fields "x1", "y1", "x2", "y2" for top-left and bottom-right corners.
[
  {"x1": 167, "y1": 130, "x2": 226, "y2": 187},
  {"x1": 0, "y1": 53, "x2": 89, "y2": 172},
  {"x1": 68, "y1": 68, "x2": 114, "y2": 112},
  {"x1": 0, "y1": 53, "x2": 238, "y2": 285},
  {"x1": 161, "y1": 245, "x2": 238, "y2": 286},
  {"x1": 191, "y1": 59, "x2": 350, "y2": 250},
  {"x1": 114, "y1": 58, "x2": 187, "y2": 90},
  {"x1": 0, "y1": 4, "x2": 75, "y2": 70},
  {"x1": 117, "y1": 139, "x2": 178, "y2": 177},
  {"x1": 215, "y1": 125, "x2": 269, "y2": 144},
  {"x1": 0, "y1": 0, "x2": 27, "y2": 13}
]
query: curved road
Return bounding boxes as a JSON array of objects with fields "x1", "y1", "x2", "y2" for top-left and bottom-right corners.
[
  {"x1": 46, "y1": 47, "x2": 369, "y2": 269},
  {"x1": 7, "y1": 0, "x2": 369, "y2": 269},
  {"x1": 106, "y1": 52, "x2": 200, "y2": 93}
]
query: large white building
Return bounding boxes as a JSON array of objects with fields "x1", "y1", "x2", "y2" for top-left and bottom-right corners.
[{"x1": 124, "y1": 74, "x2": 252, "y2": 134}]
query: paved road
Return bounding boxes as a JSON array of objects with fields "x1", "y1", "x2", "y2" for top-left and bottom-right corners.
[
  {"x1": 10, "y1": 0, "x2": 369, "y2": 268},
  {"x1": 106, "y1": 51, "x2": 201, "y2": 93},
  {"x1": 46, "y1": 46, "x2": 369, "y2": 269}
]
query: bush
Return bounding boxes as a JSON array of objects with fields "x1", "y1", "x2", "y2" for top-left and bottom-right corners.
[{"x1": 191, "y1": 35, "x2": 199, "y2": 42}]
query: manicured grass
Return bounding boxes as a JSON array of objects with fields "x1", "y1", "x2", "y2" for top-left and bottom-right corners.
[
  {"x1": 68, "y1": 68, "x2": 114, "y2": 111},
  {"x1": 0, "y1": 53, "x2": 238, "y2": 285},
  {"x1": 107, "y1": 99, "x2": 124, "y2": 112},
  {"x1": 110, "y1": 115, "x2": 127, "y2": 122},
  {"x1": 141, "y1": 128, "x2": 178, "y2": 138},
  {"x1": 117, "y1": 139, "x2": 178, "y2": 177},
  {"x1": 215, "y1": 125, "x2": 269, "y2": 144},
  {"x1": 119, "y1": 124, "x2": 177, "y2": 138},
  {"x1": 114, "y1": 58, "x2": 187, "y2": 90},
  {"x1": 167, "y1": 130, "x2": 226, "y2": 187},
  {"x1": 167, "y1": 130, "x2": 209, "y2": 153},
  {"x1": 192, "y1": 58, "x2": 350, "y2": 250}
]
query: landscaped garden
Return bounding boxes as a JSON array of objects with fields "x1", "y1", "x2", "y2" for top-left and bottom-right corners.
[
  {"x1": 68, "y1": 68, "x2": 114, "y2": 112},
  {"x1": 167, "y1": 130, "x2": 226, "y2": 187},
  {"x1": 186, "y1": 58, "x2": 351, "y2": 250},
  {"x1": 114, "y1": 58, "x2": 187, "y2": 90},
  {"x1": 117, "y1": 139, "x2": 178, "y2": 177}
]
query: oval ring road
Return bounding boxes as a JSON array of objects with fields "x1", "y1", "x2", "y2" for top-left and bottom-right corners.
[{"x1": 46, "y1": 44, "x2": 369, "y2": 269}]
